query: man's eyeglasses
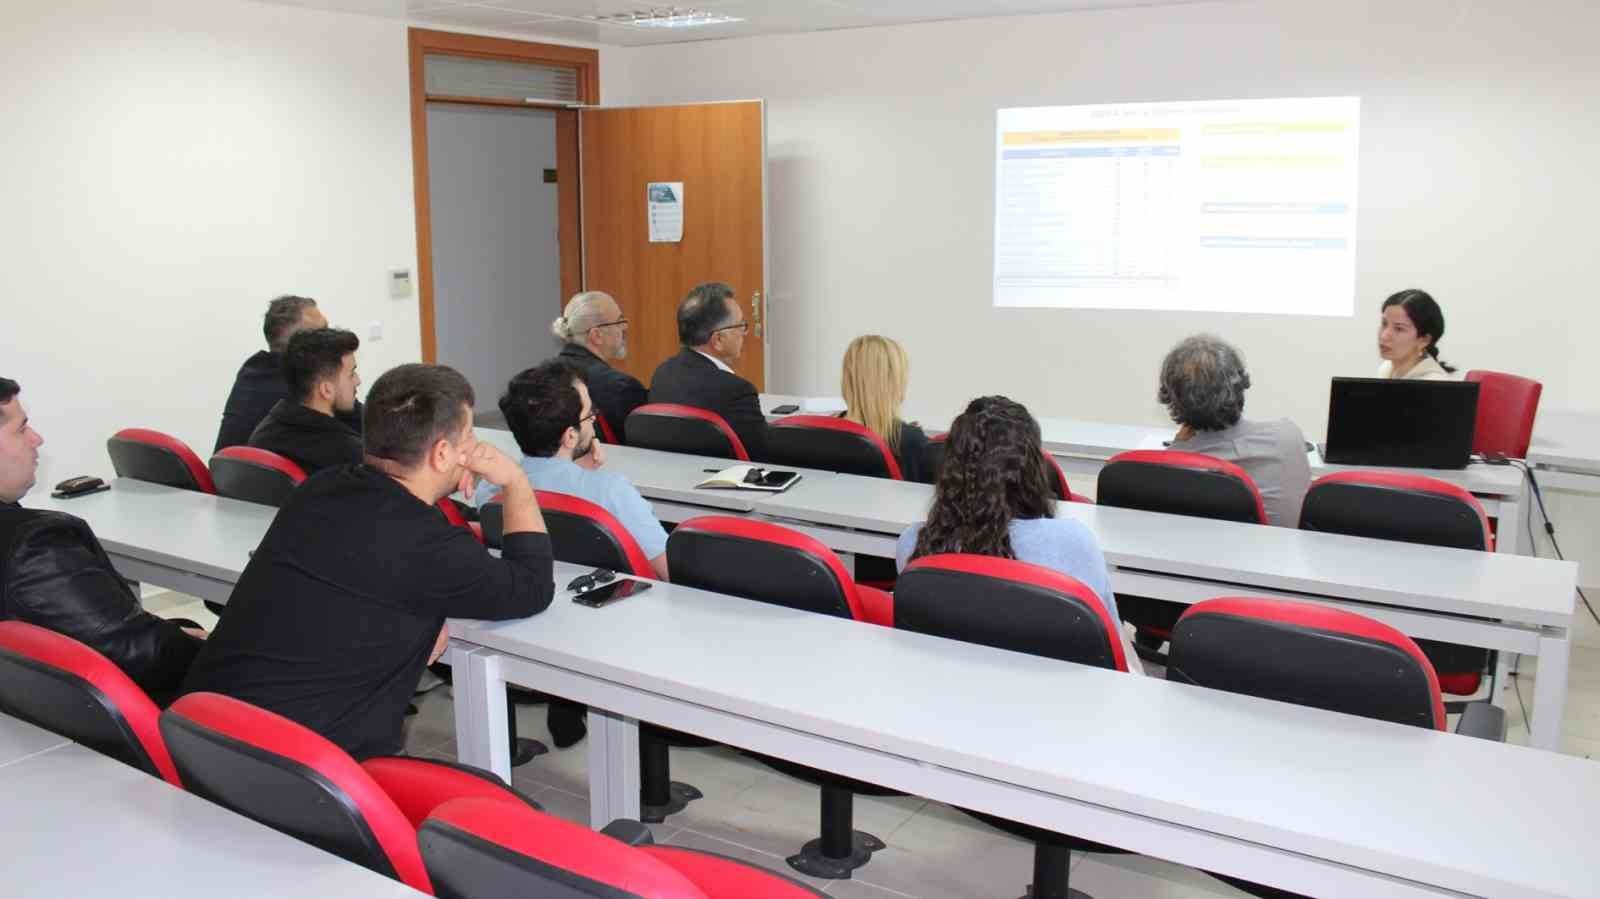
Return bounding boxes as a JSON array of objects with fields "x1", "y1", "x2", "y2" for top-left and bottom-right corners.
[
  {"x1": 576, "y1": 410, "x2": 599, "y2": 427},
  {"x1": 713, "y1": 321, "x2": 749, "y2": 335},
  {"x1": 586, "y1": 318, "x2": 628, "y2": 332}
]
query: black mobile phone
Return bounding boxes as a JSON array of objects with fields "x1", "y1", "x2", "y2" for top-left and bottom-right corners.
[
  {"x1": 572, "y1": 578, "x2": 653, "y2": 608},
  {"x1": 51, "y1": 476, "x2": 109, "y2": 499},
  {"x1": 770, "y1": 404, "x2": 800, "y2": 414}
]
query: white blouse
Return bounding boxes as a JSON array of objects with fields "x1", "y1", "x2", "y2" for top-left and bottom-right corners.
[{"x1": 1377, "y1": 356, "x2": 1453, "y2": 381}]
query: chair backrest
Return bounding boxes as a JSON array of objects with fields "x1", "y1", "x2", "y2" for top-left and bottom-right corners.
[
  {"x1": 667, "y1": 517, "x2": 865, "y2": 621},
  {"x1": 1167, "y1": 597, "x2": 1445, "y2": 731},
  {"x1": 437, "y1": 498, "x2": 484, "y2": 545},
  {"x1": 1464, "y1": 370, "x2": 1542, "y2": 458},
  {"x1": 0, "y1": 621, "x2": 179, "y2": 785},
  {"x1": 420, "y1": 797, "x2": 710, "y2": 899},
  {"x1": 106, "y1": 428, "x2": 215, "y2": 493},
  {"x1": 894, "y1": 555, "x2": 1127, "y2": 672},
  {"x1": 1300, "y1": 471, "x2": 1491, "y2": 551},
  {"x1": 625, "y1": 403, "x2": 749, "y2": 461},
  {"x1": 767, "y1": 415, "x2": 902, "y2": 479},
  {"x1": 1097, "y1": 449, "x2": 1265, "y2": 524},
  {"x1": 209, "y1": 446, "x2": 307, "y2": 507},
  {"x1": 924, "y1": 434, "x2": 1087, "y2": 502},
  {"x1": 160, "y1": 693, "x2": 432, "y2": 892},
  {"x1": 482, "y1": 491, "x2": 654, "y2": 577},
  {"x1": 595, "y1": 412, "x2": 620, "y2": 445}
]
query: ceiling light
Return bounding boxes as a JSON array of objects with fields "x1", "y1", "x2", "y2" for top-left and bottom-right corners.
[{"x1": 587, "y1": 7, "x2": 744, "y2": 29}]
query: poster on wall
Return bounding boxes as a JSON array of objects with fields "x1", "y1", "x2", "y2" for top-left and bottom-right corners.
[{"x1": 647, "y1": 182, "x2": 684, "y2": 243}]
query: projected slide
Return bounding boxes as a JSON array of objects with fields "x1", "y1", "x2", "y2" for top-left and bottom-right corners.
[{"x1": 993, "y1": 97, "x2": 1359, "y2": 315}]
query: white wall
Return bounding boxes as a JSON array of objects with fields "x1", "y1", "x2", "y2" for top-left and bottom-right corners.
[
  {"x1": 603, "y1": 0, "x2": 1599, "y2": 432},
  {"x1": 600, "y1": 0, "x2": 1600, "y2": 576},
  {"x1": 3, "y1": 0, "x2": 422, "y2": 489}
]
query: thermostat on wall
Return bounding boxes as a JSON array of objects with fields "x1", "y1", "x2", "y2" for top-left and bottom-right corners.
[{"x1": 389, "y1": 269, "x2": 412, "y2": 299}]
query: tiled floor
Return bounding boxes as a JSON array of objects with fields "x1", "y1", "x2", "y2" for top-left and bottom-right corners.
[{"x1": 150, "y1": 591, "x2": 1600, "y2": 897}]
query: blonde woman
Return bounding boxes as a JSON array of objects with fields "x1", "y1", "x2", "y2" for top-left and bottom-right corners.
[{"x1": 841, "y1": 335, "x2": 931, "y2": 482}]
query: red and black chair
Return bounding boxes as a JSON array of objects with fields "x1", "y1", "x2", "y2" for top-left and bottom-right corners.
[
  {"x1": 483, "y1": 490, "x2": 693, "y2": 813},
  {"x1": 767, "y1": 415, "x2": 903, "y2": 479},
  {"x1": 1166, "y1": 597, "x2": 1502, "y2": 898},
  {"x1": 1464, "y1": 370, "x2": 1542, "y2": 459},
  {"x1": 159, "y1": 692, "x2": 544, "y2": 894},
  {"x1": 925, "y1": 434, "x2": 1090, "y2": 502},
  {"x1": 894, "y1": 554, "x2": 1129, "y2": 899},
  {"x1": 437, "y1": 496, "x2": 484, "y2": 545},
  {"x1": 667, "y1": 516, "x2": 895, "y2": 877},
  {"x1": 595, "y1": 411, "x2": 621, "y2": 445},
  {"x1": 1097, "y1": 450, "x2": 1266, "y2": 660},
  {"x1": 208, "y1": 446, "x2": 306, "y2": 507},
  {"x1": 626, "y1": 403, "x2": 750, "y2": 461},
  {"x1": 481, "y1": 490, "x2": 656, "y2": 580},
  {"x1": 0, "y1": 621, "x2": 180, "y2": 786},
  {"x1": 419, "y1": 797, "x2": 826, "y2": 899},
  {"x1": 106, "y1": 427, "x2": 215, "y2": 493},
  {"x1": 1300, "y1": 471, "x2": 1495, "y2": 698}
]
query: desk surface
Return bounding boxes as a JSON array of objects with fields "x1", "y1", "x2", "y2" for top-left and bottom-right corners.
[
  {"x1": 456, "y1": 560, "x2": 1600, "y2": 899},
  {"x1": 1529, "y1": 409, "x2": 1600, "y2": 474},
  {"x1": 756, "y1": 468, "x2": 1575, "y2": 626},
  {"x1": 0, "y1": 741, "x2": 425, "y2": 898},
  {"x1": 27, "y1": 478, "x2": 273, "y2": 584},
  {"x1": 0, "y1": 713, "x2": 69, "y2": 770}
]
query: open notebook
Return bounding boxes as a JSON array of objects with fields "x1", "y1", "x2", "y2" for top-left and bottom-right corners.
[{"x1": 696, "y1": 465, "x2": 802, "y2": 493}]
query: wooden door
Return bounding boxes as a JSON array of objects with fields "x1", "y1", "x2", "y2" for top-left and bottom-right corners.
[{"x1": 578, "y1": 101, "x2": 766, "y2": 390}]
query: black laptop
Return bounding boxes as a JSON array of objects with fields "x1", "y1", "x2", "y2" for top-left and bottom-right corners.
[{"x1": 1321, "y1": 378, "x2": 1480, "y2": 469}]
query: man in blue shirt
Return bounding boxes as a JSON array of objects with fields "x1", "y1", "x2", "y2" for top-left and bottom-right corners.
[{"x1": 478, "y1": 360, "x2": 670, "y2": 580}]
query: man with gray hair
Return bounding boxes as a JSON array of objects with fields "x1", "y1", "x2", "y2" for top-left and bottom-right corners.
[
  {"x1": 1159, "y1": 334, "x2": 1311, "y2": 527},
  {"x1": 647, "y1": 282, "x2": 767, "y2": 461},
  {"x1": 215, "y1": 295, "x2": 363, "y2": 452},
  {"x1": 550, "y1": 291, "x2": 646, "y2": 443}
]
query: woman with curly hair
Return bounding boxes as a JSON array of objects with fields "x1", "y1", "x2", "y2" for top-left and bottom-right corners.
[{"x1": 894, "y1": 396, "x2": 1121, "y2": 629}]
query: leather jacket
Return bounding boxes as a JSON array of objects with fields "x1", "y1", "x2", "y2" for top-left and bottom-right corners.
[{"x1": 0, "y1": 504, "x2": 200, "y2": 704}]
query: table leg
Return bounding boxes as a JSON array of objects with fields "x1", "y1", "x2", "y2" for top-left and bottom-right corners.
[
  {"x1": 1490, "y1": 651, "x2": 1511, "y2": 709},
  {"x1": 1528, "y1": 628, "x2": 1571, "y2": 751},
  {"x1": 585, "y1": 707, "x2": 641, "y2": 828},
  {"x1": 1496, "y1": 493, "x2": 1525, "y2": 555},
  {"x1": 451, "y1": 646, "x2": 511, "y2": 781}
]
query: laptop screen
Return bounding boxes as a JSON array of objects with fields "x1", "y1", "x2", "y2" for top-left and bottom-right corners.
[{"x1": 1323, "y1": 378, "x2": 1480, "y2": 469}]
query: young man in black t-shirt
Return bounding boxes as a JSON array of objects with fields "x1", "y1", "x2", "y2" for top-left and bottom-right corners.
[{"x1": 181, "y1": 364, "x2": 554, "y2": 759}]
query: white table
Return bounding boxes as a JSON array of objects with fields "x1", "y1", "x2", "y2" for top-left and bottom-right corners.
[
  {"x1": 0, "y1": 712, "x2": 69, "y2": 770},
  {"x1": 1529, "y1": 409, "x2": 1600, "y2": 496},
  {"x1": 28, "y1": 478, "x2": 273, "y2": 605},
  {"x1": 582, "y1": 445, "x2": 1575, "y2": 748},
  {"x1": 0, "y1": 738, "x2": 425, "y2": 898},
  {"x1": 449, "y1": 560, "x2": 1600, "y2": 899},
  {"x1": 760, "y1": 395, "x2": 1532, "y2": 556}
]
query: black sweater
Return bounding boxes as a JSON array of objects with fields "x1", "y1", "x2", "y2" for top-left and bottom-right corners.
[
  {"x1": 180, "y1": 465, "x2": 554, "y2": 758},
  {"x1": 248, "y1": 399, "x2": 363, "y2": 475}
]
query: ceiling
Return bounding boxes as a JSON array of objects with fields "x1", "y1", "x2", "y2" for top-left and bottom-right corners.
[{"x1": 261, "y1": 0, "x2": 1222, "y2": 46}]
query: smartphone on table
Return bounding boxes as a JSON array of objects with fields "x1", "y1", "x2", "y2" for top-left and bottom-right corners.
[{"x1": 572, "y1": 578, "x2": 653, "y2": 608}]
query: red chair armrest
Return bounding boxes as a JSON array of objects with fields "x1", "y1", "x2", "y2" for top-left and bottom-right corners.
[
  {"x1": 856, "y1": 585, "x2": 894, "y2": 628},
  {"x1": 360, "y1": 756, "x2": 540, "y2": 828}
]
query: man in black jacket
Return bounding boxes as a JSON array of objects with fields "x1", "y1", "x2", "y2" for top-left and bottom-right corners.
[
  {"x1": 0, "y1": 378, "x2": 203, "y2": 704},
  {"x1": 647, "y1": 282, "x2": 768, "y2": 461},
  {"x1": 248, "y1": 327, "x2": 363, "y2": 474},
  {"x1": 550, "y1": 291, "x2": 647, "y2": 443},
  {"x1": 181, "y1": 364, "x2": 555, "y2": 759},
  {"x1": 214, "y1": 295, "x2": 362, "y2": 452}
]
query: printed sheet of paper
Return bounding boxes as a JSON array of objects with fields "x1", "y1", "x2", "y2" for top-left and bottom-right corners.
[{"x1": 647, "y1": 182, "x2": 684, "y2": 243}]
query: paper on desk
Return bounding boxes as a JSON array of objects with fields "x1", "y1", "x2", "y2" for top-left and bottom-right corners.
[
  {"x1": 1136, "y1": 433, "x2": 1172, "y2": 451},
  {"x1": 647, "y1": 182, "x2": 683, "y2": 242}
]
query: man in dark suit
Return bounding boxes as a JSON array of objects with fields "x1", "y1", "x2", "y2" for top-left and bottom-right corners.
[
  {"x1": 647, "y1": 282, "x2": 767, "y2": 461},
  {"x1": 215, "y1": 295, "x2": 362, "y2": 452},
  {"x1": 550, "y1": 290, "x2": 647, "y2": 443},
  {"x1": 0, "y1": 378, "x2": 203, "y2": 705},
  {"x1": 248, "y1": 328, "x2": 364, "y2": 475}
]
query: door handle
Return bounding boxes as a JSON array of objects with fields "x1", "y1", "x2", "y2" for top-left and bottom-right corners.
[{"x1": 752, "y1": 291, "x2": 763, "y2": 338}]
